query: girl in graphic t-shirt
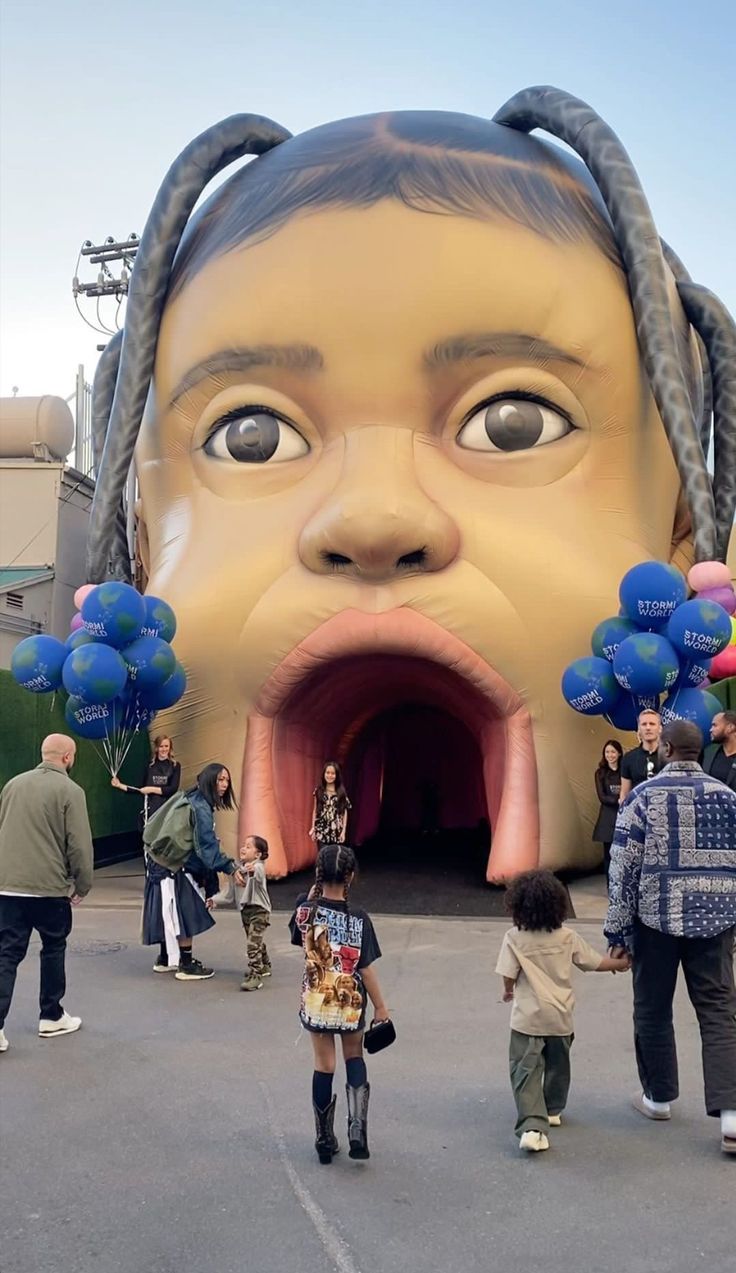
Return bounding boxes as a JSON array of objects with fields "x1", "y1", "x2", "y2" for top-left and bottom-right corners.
[{"x1": 289, "y1": 844, "x2": 389, "y2": 1164}]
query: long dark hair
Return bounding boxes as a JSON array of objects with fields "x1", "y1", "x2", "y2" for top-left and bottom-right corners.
[
  {"x1": 311, "y1": 844, "x2": 357, "y2": 907},
  {"x1": 596, "y1": 739, "x2": 623, "y2": 778},
  {"x1": 86, "y1": 96, "x2": 735, "y2": 583},
  {"x1": 196, "y1": 762, "x2": 237, "y2": 810},
  {"x1": 317, "y1": 759, "x2": 348, "y2": 813}
]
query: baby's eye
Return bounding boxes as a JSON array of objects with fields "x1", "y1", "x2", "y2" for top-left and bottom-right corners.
[
  {"x1": 204, "y1": 409, "x2": 309, "y2": 464},
  {"x1": 456, "y1": 396, "x2": 573, "y2": 453}
]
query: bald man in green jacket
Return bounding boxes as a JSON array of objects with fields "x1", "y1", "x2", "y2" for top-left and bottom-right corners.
[{"x1": 0, "y1": 734, "x2": 94, "y2": 1052}]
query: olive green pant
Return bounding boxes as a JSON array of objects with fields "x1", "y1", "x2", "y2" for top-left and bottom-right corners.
[
  {"x1": 240, "y1": 905, "x2": 271, "y2": 977},
  {"x1": 509, "y1": 1029, "x2": 573, "y2": 1137}
]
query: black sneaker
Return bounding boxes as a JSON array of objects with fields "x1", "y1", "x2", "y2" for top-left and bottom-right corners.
[{"x1": 175, "y1": 959, "x2": 215, "y2": 981}]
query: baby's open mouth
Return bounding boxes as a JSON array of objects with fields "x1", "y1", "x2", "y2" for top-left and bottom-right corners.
[{"x1": 240, "y1": 608, "x2": 539, "y2": 881}]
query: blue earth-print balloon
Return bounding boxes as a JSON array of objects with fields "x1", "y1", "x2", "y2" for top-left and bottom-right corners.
[
  {"x1": 612, "y1": 633, "x2": 680, "y2": 696},
  {"x1": 64, "y1": 695, "x2": 115, "y2": 740},
  {"x1": 661, "y1": 687, "x2": 723, "y2": 736},
  {"x1": 606, "y1": 693, "x2": 640, "y2": 732},
  {"x1": 81, "y1": 582, "x2": 145, "y2": 648},
  {"x1": 140, "y1": 595, "x2": 177, "y2": 643},
  {"x1": 121, "y1": 635, "x2": 176, "y2": 690},
  {"x1": 139, "y1": 661, "x2": 187, "y2": 710},
  {"x1": 62, "y1": 644, "x2": 128, "y2": 703},
  {"x1": 561, "y1": 657, "x2": 619, "y2": 716},
  {"x1": 665, "y1": 598, "x2": 732, "y2": 661},
  {"x1": 10, "y1": 635, "x2": 67, "y2": 693},
  {"x1": 619, "y1": 562, "x2": 687, "y2": 631},
  {"x1": 591, "y1": 616, "x2": 638, "y2": 662},
  {"x1": 65, "y1": 630, "x2": 96, "y2": 652}
]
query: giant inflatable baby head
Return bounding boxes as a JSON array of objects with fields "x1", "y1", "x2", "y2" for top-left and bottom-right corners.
[{"x1": 87, "y1": 87, "x2": 736, "y2": 879}]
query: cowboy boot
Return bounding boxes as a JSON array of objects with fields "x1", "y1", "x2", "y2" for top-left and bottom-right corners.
[
  {"x1": 313, "y1": 1096, "x2": 340, "y2": 1164},
  {"x1": 346, "y1": 1082, "x2": 371, "y2": 1159}
]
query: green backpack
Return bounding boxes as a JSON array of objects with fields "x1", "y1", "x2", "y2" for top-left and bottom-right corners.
[{"x1": 142, "y1": 791, "x2": 196, "y2": 872}]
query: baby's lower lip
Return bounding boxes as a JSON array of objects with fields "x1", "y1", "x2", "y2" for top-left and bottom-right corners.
[{"x1": 240, "y1": 606, "x2": 540, "y2": 881}]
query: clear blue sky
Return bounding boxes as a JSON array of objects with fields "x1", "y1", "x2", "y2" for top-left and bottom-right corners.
[{"x1": 1, "y1": 0, "x2": 734, "y2": 398}]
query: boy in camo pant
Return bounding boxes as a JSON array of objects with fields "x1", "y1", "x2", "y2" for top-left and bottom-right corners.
[{"x1": 238, "y1": 836, "x2": 272, "y2": 991}]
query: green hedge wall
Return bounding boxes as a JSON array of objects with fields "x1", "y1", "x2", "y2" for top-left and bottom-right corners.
[{"x1": 0, "y1": 668, "x2": 149, "y2": 851}]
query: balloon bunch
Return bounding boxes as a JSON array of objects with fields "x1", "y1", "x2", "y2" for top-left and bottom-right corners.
[
  {"x1": 561, "y1": 561, "x2": 733, "y2": 736},
  {"x1": 10, "y1": 582, "x2": 186, "y2": 775}
]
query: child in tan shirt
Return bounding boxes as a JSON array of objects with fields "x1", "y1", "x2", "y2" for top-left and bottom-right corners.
[{"x1": 496, "y1": 869, "x2": 629, "y2": 1153}]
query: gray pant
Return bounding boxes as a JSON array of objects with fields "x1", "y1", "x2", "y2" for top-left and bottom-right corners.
[{"x1": 509, "y1": 1029, "x2": 573, "y2": 1137}]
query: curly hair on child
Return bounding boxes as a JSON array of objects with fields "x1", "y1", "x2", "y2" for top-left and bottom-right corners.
[{"x1": 504, "y1": 869, "x2": 570, "y2": 932}]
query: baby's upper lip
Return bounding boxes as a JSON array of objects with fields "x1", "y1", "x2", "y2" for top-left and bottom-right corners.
[{"x1": 254, "y1": 606, "x2": 524, "y2": 718}]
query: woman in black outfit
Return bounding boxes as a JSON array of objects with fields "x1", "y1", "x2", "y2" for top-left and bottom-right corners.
[
  {"x1": 111, "y1": 734, "x2": 181, "y2": 825},
  {"x1": 592, "y1": 739, "x2": 623, "y2": 886}
]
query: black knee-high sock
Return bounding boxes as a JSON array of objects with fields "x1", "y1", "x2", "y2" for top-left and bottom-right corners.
[
  {"x1": 345, "y1": 1057, "x2": 367, "y2": 1088},
  {"x1": 312, "y1": 1071, "x2": 334, "y2": 1109},
  {"x1": 159, "y1": 942, "x2": 167, "y2": 963}
]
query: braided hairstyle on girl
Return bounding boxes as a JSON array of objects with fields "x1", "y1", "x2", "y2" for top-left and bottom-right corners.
[{"x1": 310, "y1": 844, "x2": 357, "y2": 910}]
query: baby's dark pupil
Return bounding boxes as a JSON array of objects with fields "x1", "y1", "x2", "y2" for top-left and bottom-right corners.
[
  {"x1": 226, "y1": 413, "x2": 279, "y2": 462},
  {"x1": 484, "y1": 400, "x2": 544, "y2": 451}
]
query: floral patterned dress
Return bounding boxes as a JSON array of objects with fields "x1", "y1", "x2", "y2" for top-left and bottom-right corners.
[{"x1": 313, "y1": 788, "x2": 351, "y2": 845}]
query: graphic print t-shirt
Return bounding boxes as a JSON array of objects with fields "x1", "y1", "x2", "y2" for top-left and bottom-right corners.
[{"x1": 289, "y1": 897, "x2": 381, "y2": 1033}]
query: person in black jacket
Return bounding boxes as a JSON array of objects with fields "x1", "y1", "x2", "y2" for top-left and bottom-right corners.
[
  {"x1": 592, "y1": 740, "x2": 623, "y2": 885},
  {"x1": 703, "y1": 712, "x2": 736, "y2": 790},
  {"x1": 111, "y1": 735, "x2": 181, "y2": 825}
]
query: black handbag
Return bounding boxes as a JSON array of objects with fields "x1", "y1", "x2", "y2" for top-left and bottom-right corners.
[{"x1": 364, "y1": 1017, "x2": 396, "y2": 1054}]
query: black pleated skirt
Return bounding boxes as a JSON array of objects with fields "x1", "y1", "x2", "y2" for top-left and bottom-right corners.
[{"x1": 141, "y1": 859, "x2": 215, "y2": 946}]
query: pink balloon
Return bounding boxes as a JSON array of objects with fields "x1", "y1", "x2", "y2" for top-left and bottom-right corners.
[
  {"x1": 73, "y1": 583, "x2": 96, "y2": 610},
  {"x1": 688, "y1": 561, "x2": 732, "y2": 592},
  {"x1": 709, "y1": 645, "x2": 736, "y2": 681},
  {"x1": 70, "y1": 613, "x2": 84, "y2": 632},
  {"x1": 697, "y1": 585, "x2": 736, "y2": 615}
]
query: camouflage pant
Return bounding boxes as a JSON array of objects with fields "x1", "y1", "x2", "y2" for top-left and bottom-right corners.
[{"x1": 240, "y1": 905, "x2": 271, "y2": 976}]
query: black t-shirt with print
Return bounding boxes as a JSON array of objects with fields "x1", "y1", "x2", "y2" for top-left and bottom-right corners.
[
  {"x1": 620, "y1": 745, "x2": 663, "y2": 790},
  {"x1": 289, "y1": 895, "x2": 381, "y2": 1034}
]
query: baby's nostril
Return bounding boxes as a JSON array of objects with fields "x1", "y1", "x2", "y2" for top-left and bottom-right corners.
[
  {"x1": 321, "y1": 551, "x2": 353, "y2": 569},
  {"x1": 397, "y1": 547, "x2": 427, "y2": 569}
]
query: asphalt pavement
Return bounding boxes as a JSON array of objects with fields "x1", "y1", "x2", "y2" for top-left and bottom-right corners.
[{"x1": 1, "y1": 890, "x2": 733, "y2": 1273}]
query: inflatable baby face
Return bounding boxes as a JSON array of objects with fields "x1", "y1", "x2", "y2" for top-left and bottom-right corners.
[{"x1": 130, "y1": 111, "x2": 703, "y2": 878}]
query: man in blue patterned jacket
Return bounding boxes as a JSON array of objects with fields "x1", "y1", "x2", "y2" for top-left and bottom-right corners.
[{"x1": 604, "y1": 719, "x2": 736, "y2": 1156}]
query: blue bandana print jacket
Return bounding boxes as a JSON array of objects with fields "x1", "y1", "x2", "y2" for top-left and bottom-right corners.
[{"x1": 604, "y1": 762, "x2": 736, "y2": 951}]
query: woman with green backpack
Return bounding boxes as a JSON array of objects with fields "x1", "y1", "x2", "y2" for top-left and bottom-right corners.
[{"x1": 141, "y1": 763, "x2": 245, "y2": 980}]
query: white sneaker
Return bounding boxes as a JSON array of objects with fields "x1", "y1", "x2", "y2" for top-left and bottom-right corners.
[
  {"x1": 721, "y1": 1109, "x2": 736, "y2": 1155},
  {"x1": 0, "y1": 1028, "x2": 8, "y2": 1052},
  {"x1": 38, "y1": 1011, "x2": 82, "y2": 1037},
  {"x1": 519, "y1": 1130, "x2": 549, "y2": 1152},
  {"x1": 632, "y1": 1091, "x2": 671, "y2": 1120},
  {"x1": 548, "y1": 1114, "x2": 562, "y2": 1127}
]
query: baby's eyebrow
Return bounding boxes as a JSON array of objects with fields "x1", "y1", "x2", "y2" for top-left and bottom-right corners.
[
  {"x1": 167, "y1": 343, "x2": 324, "y2": 407},
  {"x1": 423, "y1": 331, "x2": 585, "y2": 370}
]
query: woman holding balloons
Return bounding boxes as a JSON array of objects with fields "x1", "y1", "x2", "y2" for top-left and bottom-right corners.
[{"x1": 111, "y1": 735, "x2": 181, "y2": 826}]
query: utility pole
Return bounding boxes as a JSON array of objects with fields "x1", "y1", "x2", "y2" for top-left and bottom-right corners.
[{"x1": 72, "y1": 233, "x2": 139, "y2": 301}]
